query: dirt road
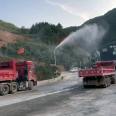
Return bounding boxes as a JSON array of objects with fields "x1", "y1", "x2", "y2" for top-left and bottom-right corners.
[
  {"x1": 0, "y1": 72, "x2": 79, "y2": 107},
  {"x1": 0, "y1": 72, "x2": 116, "y2": 116}
]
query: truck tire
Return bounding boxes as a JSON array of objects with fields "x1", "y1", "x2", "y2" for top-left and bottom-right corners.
[
  {"x1": 28, "y1": 81, "x2": 33, "y2": 90},
  {"x1": 103, "y1": 77, "x2": 111, "y2": 88},
  {"x1": 111, "y1": 76, "x2": 116, "y2": 84},
  {"x1": 10, "y1": 82, "x2": 17, "y2": 94},
  {"x1": 83, "y1": 85, "x2": 88, "y2": 88},
  {"x1": 83, "y1": 78, "x2": 87, "y2": 88},
  {"x1": 107, "y1": 77, "x2": 111, "y2": 86},
  {"x1": 102, "y1": 77, "x2": 107, "y2": 88},
  {"x1": 18, "y1": 82, "x2": 26, "y2": 91},
  {"x1": 0, "y1": 84, "x2": 9, "y2": 96},
  {"x1": 103, "y1": 83, "x2": 107, "y2": 88}
]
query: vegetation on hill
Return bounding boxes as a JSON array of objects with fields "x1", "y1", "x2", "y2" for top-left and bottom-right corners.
[
  {"x1": 0, "y1": 20, "x2": 19, "y2": 33},
  {"x1": 20, "y1": 22, "x2": 77, "y2": 45}
]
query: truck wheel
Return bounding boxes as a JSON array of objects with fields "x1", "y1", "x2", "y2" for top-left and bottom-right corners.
[
  {"x1": 18, "y1": 82, "x2": 26, "y2": 91},
  {"x1": 102, "y1": 78, "x2": 108, "y2": 88},
  {"x1": 111, "y1": 76, "x2": 116, "y2": 84},
  {"x1": 0, "y1": 84, "x2": 9, "y2": 96},
  {"x1": 103, "y1": 77, "x2": 110, "y2": 88},
  {"x1": 10, "y1": 83, "x2": 17, "y2": 94},
  {"x1": 83, "y1": 85, "x2": 88, "y2": 88},
  {"x1": 103, "y1": 83, "x2": 107, "y2": 88},
  {"x1": 107, "y1": 77, "x2": 111, "y2": 86},
  {"x1": 28, "y1": 81, "x2": 33, "y2": 90}
]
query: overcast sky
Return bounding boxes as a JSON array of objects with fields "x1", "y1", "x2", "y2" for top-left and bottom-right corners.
[{"x1": 0, "y1": 0, "x2": 116, "y2": 28}]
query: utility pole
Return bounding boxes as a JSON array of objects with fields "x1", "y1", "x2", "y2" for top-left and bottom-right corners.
[{"x1": 54, "y1": 49, "x2": 57, "y2": 66}]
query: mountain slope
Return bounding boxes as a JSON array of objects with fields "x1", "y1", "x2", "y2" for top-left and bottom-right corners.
[
  {"x1": 0, "y1": 20, "x2": 19, "y2": 33},
  {"x1": 0, "y1": 30, "x2": 30, "y2": 47},
  {"x1": 82, "y1": 8, "x2": 116, "y2": 46}
]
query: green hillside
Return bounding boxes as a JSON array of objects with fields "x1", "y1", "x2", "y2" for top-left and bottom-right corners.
[{"x1": 0, "y1": 20, "x2": 20, "y2": 33}]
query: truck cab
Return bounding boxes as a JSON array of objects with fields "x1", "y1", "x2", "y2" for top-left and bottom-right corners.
[{"x1": 16, "y1": 61, "x2": 37, "y2": 85}]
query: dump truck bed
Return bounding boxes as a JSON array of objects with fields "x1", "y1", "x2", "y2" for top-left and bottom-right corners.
[
  {"x1": 0, "y1": 70, "x2": 17, "y2": 81},
  {"x1": 79, "y1": 67, "x2": 115, "y2": 77}
]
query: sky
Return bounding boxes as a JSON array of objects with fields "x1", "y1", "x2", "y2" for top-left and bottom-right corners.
[{"x1": 0, "y1": 0, "x2": 116, "y2": 28}]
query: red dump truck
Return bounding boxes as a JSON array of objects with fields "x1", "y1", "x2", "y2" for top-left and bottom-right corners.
[
  {"x1": 79, "y1": 61, "x2": 116, "y2": 88},
  {"x1": 0, "y1": 60, "x2": 37, "y2": 95}
]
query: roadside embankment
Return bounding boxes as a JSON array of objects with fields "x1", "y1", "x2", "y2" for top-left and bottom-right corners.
[{"x1": 38, "y1": 71, "x2": 78, "y2": 86}]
